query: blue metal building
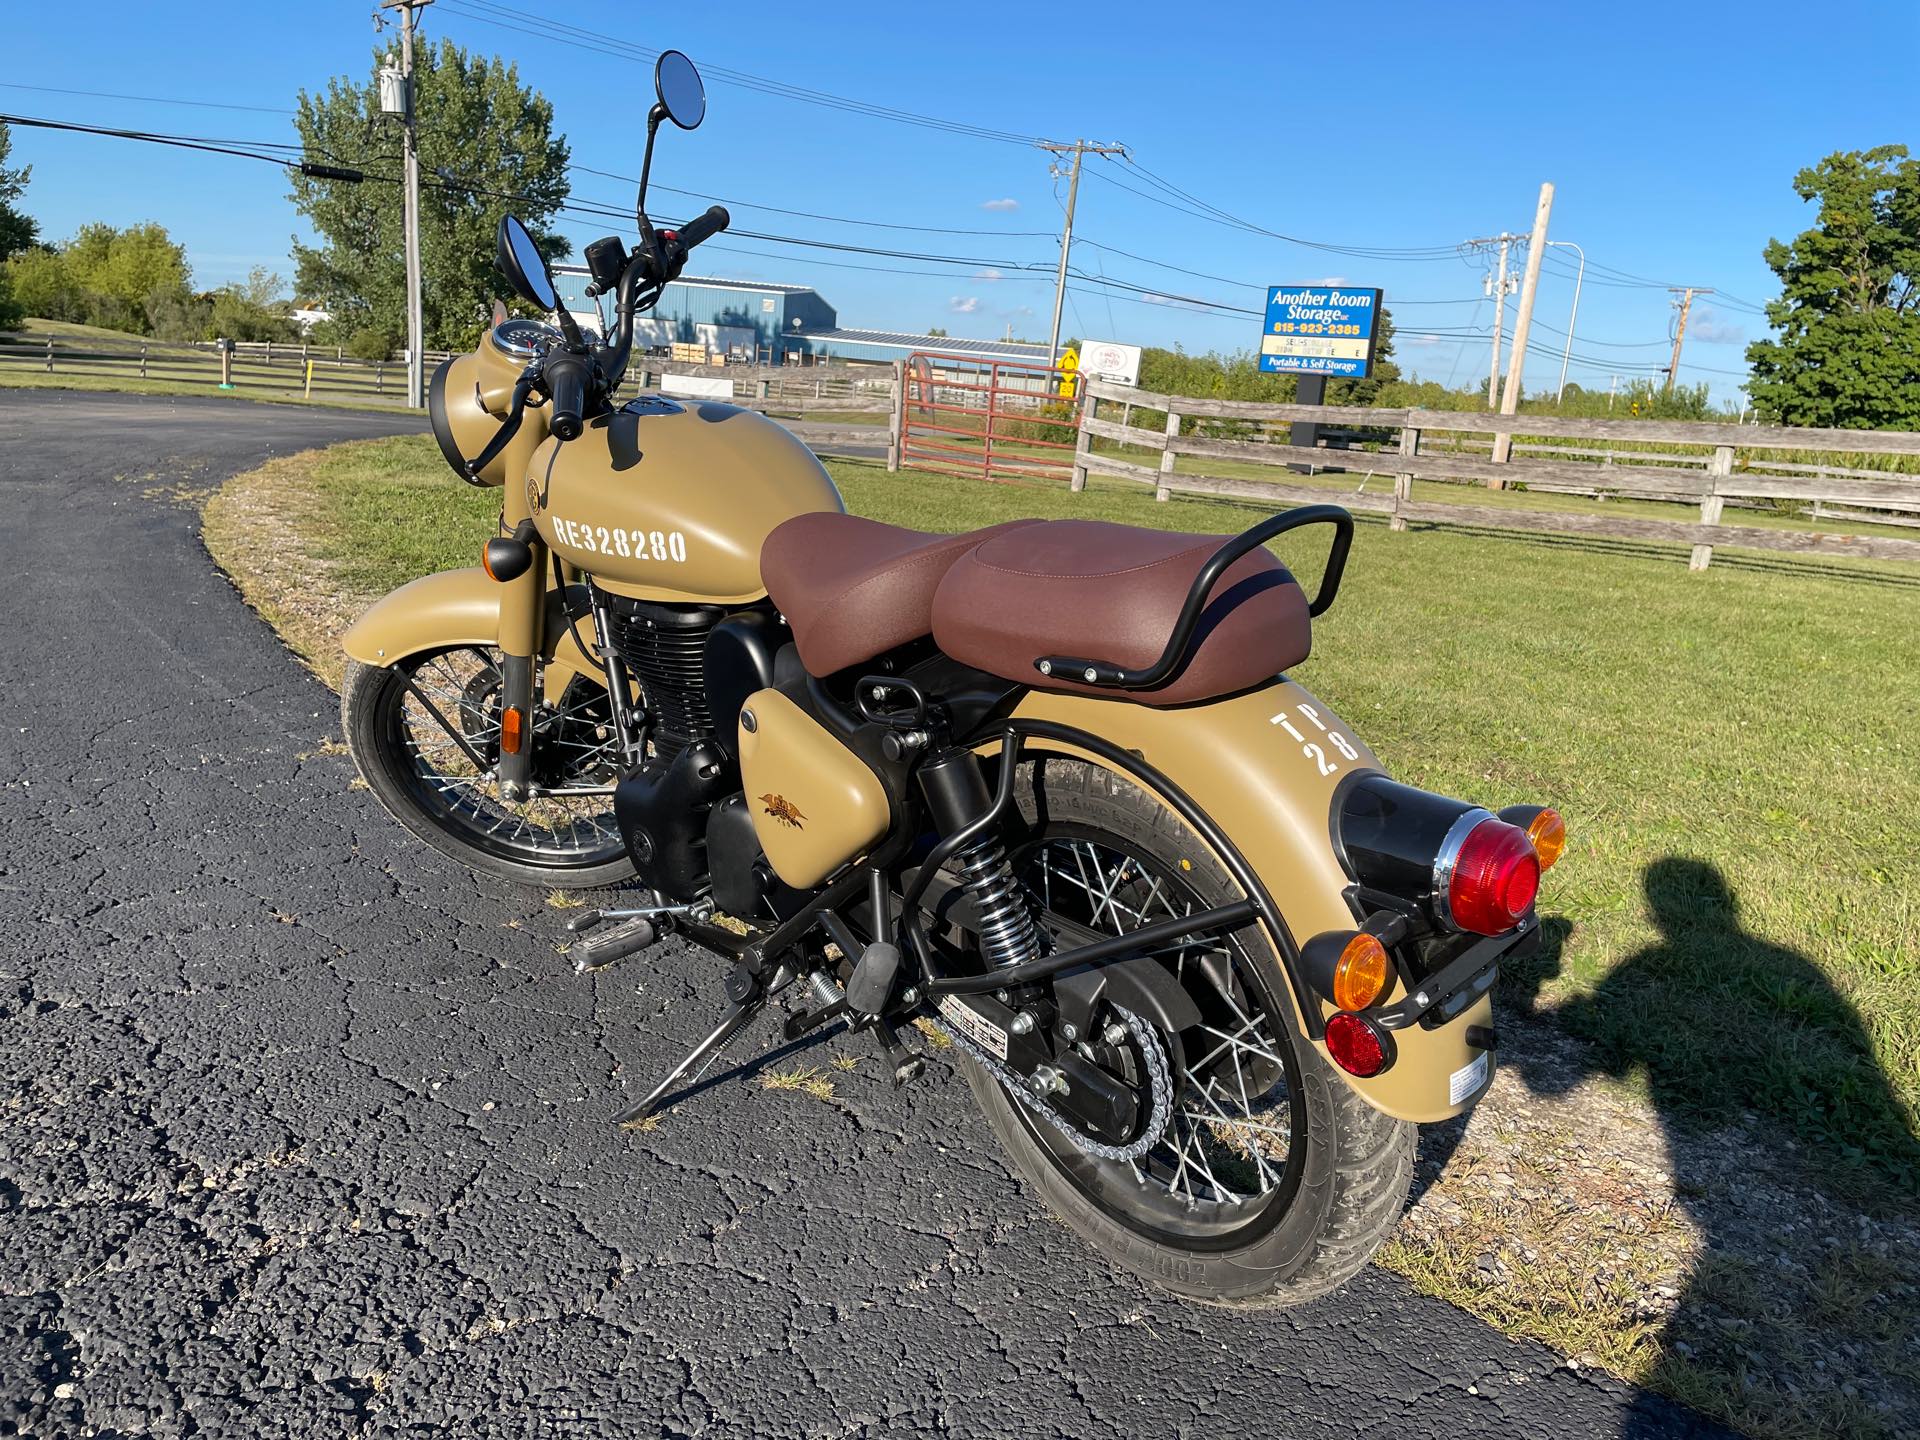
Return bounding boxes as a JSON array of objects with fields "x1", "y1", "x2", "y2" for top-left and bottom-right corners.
[
  {"x1": 550, "y1": 267, "x2": 1053, "y2": 368},
  {"x1": 552, "y1": 267, "x2": 835, "y2": 361}
]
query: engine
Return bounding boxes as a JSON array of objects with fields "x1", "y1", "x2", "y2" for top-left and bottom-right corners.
[{"x1": 597, "y1": 589, "x2": 785, "y2": 904}]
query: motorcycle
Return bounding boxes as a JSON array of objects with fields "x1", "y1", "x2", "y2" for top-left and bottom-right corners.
[{"x1": 340, "y1": 50, "x2": 1567, "y2": 1304}]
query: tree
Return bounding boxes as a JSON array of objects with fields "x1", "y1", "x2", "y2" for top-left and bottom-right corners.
[
  {"x1": 1327, "y1": 307, "x2": 1400, "y2": 406},
  {"x1": 0, "y1": 121, "x2": 36, "y2": 260},
  {"x1": 1745, "y1": 145, "x2": 1920, "y2": 430},
  {"x1": 290, "y1": 39, "x2": 570, "y2": 352},
  {"x1": 3, "y1": 247, "x2": 80, "y2": 320}
]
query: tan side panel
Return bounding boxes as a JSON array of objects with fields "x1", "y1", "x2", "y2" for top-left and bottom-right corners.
[
  {"x1": 736, "y1": 690, "x2": 889, "y2": 889},
  {"x1": 525, "y1": 402, "x2": 843, "y2": 604},
  {"x1": 1011, "y1": 681, "x2": 1491, "y2": 1124}
]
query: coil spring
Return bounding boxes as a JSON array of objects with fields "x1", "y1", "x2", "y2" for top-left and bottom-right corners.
[{"x1": 956, "y1": 838, "x2": 1041, "y2": 969}]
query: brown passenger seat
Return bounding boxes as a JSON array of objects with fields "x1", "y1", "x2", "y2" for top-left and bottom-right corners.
[
  {"x1": 931, "y1": 519, "x2": 1312, "y2": 706},
  {"x1": 760, "y1": 512, "x2": 1043, "y2": 676}
]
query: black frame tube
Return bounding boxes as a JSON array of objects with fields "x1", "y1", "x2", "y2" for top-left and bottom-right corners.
[
  {"x1": 1036, "y1": 504, "x2": 1355, "y2": 690},
  {"x1": 928, "y1": 899, "x2": 1257, "y2": 996},
  {"x1": 1000, "y1": 718, "x2": 1325, "y2": 1040}
]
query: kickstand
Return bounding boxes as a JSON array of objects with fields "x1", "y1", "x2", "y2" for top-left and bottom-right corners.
[{"x1": 614, "y1": 991, "x2": 765, "y2": 1126}]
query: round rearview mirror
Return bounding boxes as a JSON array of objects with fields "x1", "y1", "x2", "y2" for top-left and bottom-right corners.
[
  {"x1": 495, "y1": 215, "x2": 557, "y2": 312},
  {"x1": 654, "y1": 50, "x2": 705, "y2": 130}
]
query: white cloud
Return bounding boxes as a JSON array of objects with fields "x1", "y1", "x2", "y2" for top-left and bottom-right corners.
[
  {"x1": 1141, "y1": 293, "x2": 1175, "y2": 306},
  {"x1": 1689, "y1": 309, "x2": 1746, "y2": 345},
  {"x1": 1412, "y1": 333, "x2": 1444, "y2": 346},
  {"x1": 979, "y1": 198, "x2": 1020, "y2": 212},
  {"x1": 1311, "y1": 275, "x2": 1347, "y2": 286},
  {"x1": 949, "y1": 296, "x2": 982, "y2": 314},
  {"x1": 973, "y1": 267, "x2": 1005, "y2": 282}
]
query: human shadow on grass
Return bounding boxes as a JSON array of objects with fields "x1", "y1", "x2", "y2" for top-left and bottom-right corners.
[{"x1": 1417, "y1": 858, "x2": 1919, "y2": 1436}]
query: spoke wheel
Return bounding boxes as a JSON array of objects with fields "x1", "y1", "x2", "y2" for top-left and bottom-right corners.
[
  {"x1": 958, "y1": 756, "x2": 1415, "y2": 1306},
  {"x1": 1011, "y1": 828, "x2": 1307, "y2": 1248},
  {"x1": 342, "y1": 650, "x2": 635, "y2": 887}
]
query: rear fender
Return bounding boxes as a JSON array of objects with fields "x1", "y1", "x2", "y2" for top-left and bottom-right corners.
[
  {"x1": 1009, "y1": 680, "x2": 1492, "y2": 1124},
  {"x1": 340, "y1": 568, "x2": 599, "y2": 703}
]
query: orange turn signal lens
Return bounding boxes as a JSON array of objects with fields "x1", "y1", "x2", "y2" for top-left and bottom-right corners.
[
  {"x1": 499, "y1": 707, "x2": 526, "y2": 756},
  {"x1": 1332, "y1": 933, "x2": 1390, "y2": 1012},
  {"x1": 1526, "y1": 808, "x2": 1567, "y2": 870}
]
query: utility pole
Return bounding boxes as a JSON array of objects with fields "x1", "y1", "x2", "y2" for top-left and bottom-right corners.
[
  {"x1": 1494, "y1": 182, "x2": 1554, "y2": 463},
  {"x1": 1666, "y1": 286, "x2": 1711, "y2": 393},
  {"x1": 1466, "y1": 233, "x2": 1519, "y2": 409},
  {"x1": 382, "y1": 0, "x2": 432, "y2": 410},
  {"x1": 1036, "y1": 139, "x2": 1127, "y2": 366}
]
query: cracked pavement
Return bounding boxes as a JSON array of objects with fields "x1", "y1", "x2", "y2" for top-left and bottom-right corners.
[{"x1": 0, "y1": 390, "x2": 1732, "y2": 1438}]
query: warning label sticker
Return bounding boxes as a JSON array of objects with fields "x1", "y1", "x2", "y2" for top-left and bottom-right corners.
[{"x1": 1449, "y1": 1050, "x2": 1491, "y2": 1106}]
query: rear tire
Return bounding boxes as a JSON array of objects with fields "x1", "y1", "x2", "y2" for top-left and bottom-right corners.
[
  {"x1": 962, "y1": 757, "x2": 1414, "y2": 1306},
  {"x1": 342, "y1": 654, "x2": 635, "y2": 890}
]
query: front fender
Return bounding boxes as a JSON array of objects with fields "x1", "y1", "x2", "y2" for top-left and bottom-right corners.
[
  {"x1": 340, "y1": 568, "x2": 598, "y2": 702},
  {"x1": 1010, "y1": 679, "x2": 1491, "y2": 1124}
]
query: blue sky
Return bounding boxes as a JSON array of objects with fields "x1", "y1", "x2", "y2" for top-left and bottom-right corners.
[{"x1": 7, "y1": 1, "x2": 1913, "y2": 402}]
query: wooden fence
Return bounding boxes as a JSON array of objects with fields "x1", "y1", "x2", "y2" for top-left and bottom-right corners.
[
  {"x1": 0, "y1": 331, "x2": 901, "y2": 455},
  {"x1": 1066, "y1": 379, "x2": 1920, "y2": 570}
]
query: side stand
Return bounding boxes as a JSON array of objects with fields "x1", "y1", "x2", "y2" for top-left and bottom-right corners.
[{"x1": 614, "y1": 987, "x2": 765, "y2": 1126}]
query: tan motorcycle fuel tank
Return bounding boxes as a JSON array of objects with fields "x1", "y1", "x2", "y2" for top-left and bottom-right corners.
[{"x1": 525, "y1": 396, "x2": 844, "y2": 604}]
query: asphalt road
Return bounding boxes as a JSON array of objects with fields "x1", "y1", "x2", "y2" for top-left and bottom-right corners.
[{"x1": 0, "y1": 390, "x2": 1729, "y2": 1439}]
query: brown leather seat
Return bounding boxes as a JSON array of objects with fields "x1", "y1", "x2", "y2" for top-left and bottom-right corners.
[
  {"x1": 761, "y1": 512, "x2": 1043, "y2": 676},
  {"x1": 932, "y1": 519, "x2": 1311, "y2": 706}
]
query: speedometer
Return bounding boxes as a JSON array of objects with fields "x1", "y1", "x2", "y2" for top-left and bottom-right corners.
[{"x1": 489, "y1": 317, "x2": 562, "y2": 358}]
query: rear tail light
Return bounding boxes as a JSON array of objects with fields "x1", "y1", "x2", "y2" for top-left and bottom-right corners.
[
  {"x1": 1324, "y1": 1012, "x2": 1393, "y2": 1077},
  {"x1": 1437, "y1": 815, "x2": 1539, "y2": 936}
]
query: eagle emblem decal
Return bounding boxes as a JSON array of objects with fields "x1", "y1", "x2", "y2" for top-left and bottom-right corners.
[{"x1": 758, "y1": 793, "x2": 806, "y2": 828}]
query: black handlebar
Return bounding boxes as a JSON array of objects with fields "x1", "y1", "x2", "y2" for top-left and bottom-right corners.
[
  {"x1": 545, "y1": 351, "x2": 591, "y2": 441},
  {"x1": 672, "y1": 204, "x2": 730, "y2": 253}
]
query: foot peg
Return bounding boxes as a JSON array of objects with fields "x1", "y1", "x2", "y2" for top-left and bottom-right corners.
[
  {"x1": 572, "y1": 916, "x2": 656, "y2": 972},
  {"x1": 844, "y1": 941, "x2": 901, "y2": 1018}
]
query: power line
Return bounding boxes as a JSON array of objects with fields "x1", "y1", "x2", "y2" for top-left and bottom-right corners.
[
  {"x1": 0, "y1": 81, "x2": 293, "y2": 115},
  {"x1": 436, "y1": 0, "x2": 1045, "y2": 147}
]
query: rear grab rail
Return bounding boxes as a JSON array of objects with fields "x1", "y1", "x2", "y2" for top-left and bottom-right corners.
[{"x1": 1034, "y1": 503, "x2": 1355, "y2": 691}]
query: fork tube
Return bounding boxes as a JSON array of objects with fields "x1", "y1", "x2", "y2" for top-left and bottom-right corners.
[{"x1": 494, "y1": 535, "x2": 545, "y2": 799}]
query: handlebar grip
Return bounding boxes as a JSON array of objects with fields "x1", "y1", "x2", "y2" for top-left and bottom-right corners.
[
  {"x1": 546, "y1": 353, "x2": 590, "y2": 442},
  {"x1": 675, "y1": 205, "x2": 731, "y2": 251}
]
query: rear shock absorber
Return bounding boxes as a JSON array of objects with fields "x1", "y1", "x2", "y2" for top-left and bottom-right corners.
[{"x1": 918, "y1": 749, "x2": 1040, "y2": 969}]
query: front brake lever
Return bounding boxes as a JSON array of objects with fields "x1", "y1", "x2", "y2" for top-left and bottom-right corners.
[{"x1": 460, "y1": 379, "x2": 532, "y2": 486}]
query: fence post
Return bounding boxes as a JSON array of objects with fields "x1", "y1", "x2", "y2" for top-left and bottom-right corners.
[
  {"x1": 1392, "y1": 424, "x2": 1419, "y2": 532},
  {"x1": 1690, "y1": 444, "x2": 1734, "y2": 571},
  {"x1": 305, "y1": 359, "x2": 314, "y2": 400},
  {"x1": 887, "y1": 359, "x2": 904, "y2": 473},
  {"x1": 44, "y1": 335, "x2": 54, "y2": 372},
  {"x1": 1155, "y1": 405, "x2": 1179, "y2": 502},
  {"x1": 1071, "y1": 389, "x2": 1094, "y2": 492},
  {"x1": 140, "y1": 344, "x2": 149, "y2": 380},
  {"x1": 376, "y1": 362, "x2": 385, "y2": 394},
  {"x1": 755, "y1": 376, "x2": 770, "y2": 404},
  {"x1": 264, "y1": 340, "x2": 272, "y2": 365}
]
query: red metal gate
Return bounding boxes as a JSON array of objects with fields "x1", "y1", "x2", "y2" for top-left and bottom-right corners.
[{"x1": 899, "y1": 351, "x2": 1083, "y2": 484}]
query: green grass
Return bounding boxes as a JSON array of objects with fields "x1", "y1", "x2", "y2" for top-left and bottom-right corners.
[{"x1": 213, "y1": 435, "x2": 1920, "y2": 1198}]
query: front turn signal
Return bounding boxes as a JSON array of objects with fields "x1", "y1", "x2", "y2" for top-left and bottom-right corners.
[{"x1": 1332, "y1": 933, "x2": 1390, "y2": 1011}]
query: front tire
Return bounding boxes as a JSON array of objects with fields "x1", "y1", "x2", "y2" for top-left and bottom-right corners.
[
  {"x1": 342, "y1": 650, "x2": 635, "y2": 889},
  {"x1": 963, "y1": 757, "x2": 1414, "y2": 1306}
]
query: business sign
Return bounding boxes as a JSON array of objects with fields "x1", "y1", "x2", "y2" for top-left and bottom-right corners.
[
  {"x1": 1075, "y1": 339, "x2": 1143, "y2": 387},
  {"x1": 1258, "y1": 285, "x2": 1382, "y2": 378}
]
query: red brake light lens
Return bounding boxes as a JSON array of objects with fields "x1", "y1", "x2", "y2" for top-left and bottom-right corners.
[
  {"x1": 1324, "y1": 1012, "x2": 1391, "y2": 1077},
  {"x1": 1442, "y1": 817, "x2": 1540, "y2": 936}
]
